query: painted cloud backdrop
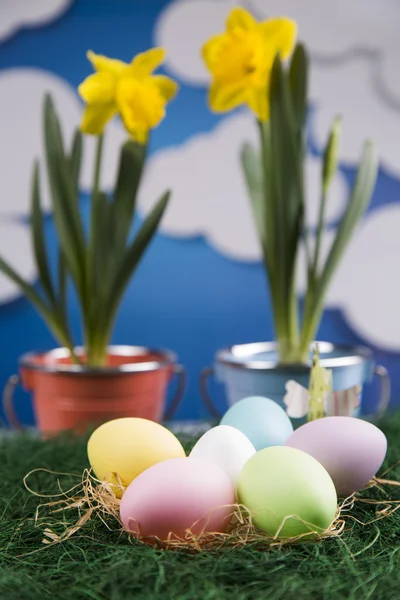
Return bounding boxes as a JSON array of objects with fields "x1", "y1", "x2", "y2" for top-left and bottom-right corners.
[
  {"x1": 0, "y1": 0, "x2": 399, "y2": 353},
  {"x1": 151, "y1": 0, "x2": 400, "y2": 349},
  {"x1": 156, "y1": 0, "x2": 400, "y2": 175},
  {"x1": 0, "y1": 0, "x2": 73, "y2": 43},
  {"x1": 0, "y1": 0, "x2": 78, "y2": 301},
  {"x1": 138, "y1": 113, "x2": 347, "y2": 262}
]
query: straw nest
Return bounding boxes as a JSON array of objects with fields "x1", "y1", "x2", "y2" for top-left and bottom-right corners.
[{"x1": 23, "y1": 465, "x2": 400, "y2": 552}]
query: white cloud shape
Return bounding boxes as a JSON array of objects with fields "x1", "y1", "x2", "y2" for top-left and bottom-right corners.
[
  {"x1": 0, "y1": 68, "x2": 126, "y2": 218},
  {"x1": 155, "y1": 0, "x2": 400, "y2": 177},
  {"x1": 139, "y1": 112, "x2": 347, "y2": 261},
  {"x1": 309, "y1": 56, "x2": 400, "y2": 178},
  {"x1": 327, "y1": 205, "x2": 400, "y2": 350},
  {"x1": 155, "y1": 0, "x2": 234, "y2": 86},
  {"x1": 295, "y1": 203, "x2": 400, "y2": 351},
  {"x1": 157, "y1": 0, "x2": 400, "y2": 102},
  {"x1": 248, "y1": 0, "x2": 398, "y2": 57},
  {"x1": 0, "y1": 67, "x2": 125, "y2": 301},
  {"x1": 0, "y1": 0, "x2": 73, "y2": 44},
  {"x1": 249, "y1": 0, "x2": 400, "y2": 104}
]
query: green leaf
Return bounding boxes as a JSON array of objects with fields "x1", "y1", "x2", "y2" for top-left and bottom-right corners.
[
  {"x1": 312, "y1": 117, "x2": 342, "y2": 275},
  {"x1": 54, "y1": 248, "x2": 78, "y2": 356},
  {"x1": 91, "y1": 190, "x2": 111, "y2": 297},
  {"x1": 289, "y1": 44, "x2": 309, "y2": 275},
  {"x1": 241, "y1": 143, "x2": 265, "y2": 246},
  {"x1": 30, "y1": 161, "x2": 55, "y2": 304},
  {"x1": 57, "y1": 249, "x2": 67, "y2": 321},
  {"x1": 112, "y1": 140, "x2": 147, "y2": 254},
  {"x1": 322, "y1": 116, "x2": 341, "y2": 194},
  {"x1": 0, "y1": 256, "x2": 52, "y2": 321},
  {"x1": 267, "y1": 54, "x2": 306, "y2": 348},
  {"x1": 269, "y1": 57, "x2": 302, "y2": 291},
  {"x1": 83, "y1": 190, "x2": 111, "y2": 346},
  {"x1": 44, "y1": 94, "x2": 86, "y2": 294},
  {"x1": 300, "y1": 142, "x2": 378, "y2": 356},
  {"x1": 318, "y1": 140, "x2": 378, "y2": 303},
  {"x1": 289, "y1": 44, "x2": 309, "y2": 131},
  {"x1": 0, "y1": 253, "x2": 77, "y2": 354},
  {"x1": 68, "y1": 129, "x2": 82, "y2": 200},
  {"x1": 270, "y1": 55, "x2": 302, "y2": 238},
  {"x1": 102, "y1": 190, "x2": 170, "y2": 334}
]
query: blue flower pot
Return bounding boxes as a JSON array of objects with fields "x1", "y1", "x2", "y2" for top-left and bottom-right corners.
[{"x1": 200, "y1": 342, "x2": 390, "y2": 419}]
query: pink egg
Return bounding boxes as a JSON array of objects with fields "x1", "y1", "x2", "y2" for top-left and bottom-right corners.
[
  {"x1": 120, "y1": 457, "x2": 235, "y2": 541},
  {"x1": 285, "y1": 417, "x2": 387, "y2": 496}
]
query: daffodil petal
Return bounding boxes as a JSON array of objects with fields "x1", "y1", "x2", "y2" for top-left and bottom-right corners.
[
  {"x1": 208, "y1": 82, "x2": 247, "y2": 113},
  {"x1": 247, "y1": 87, "x2": 269, "y2": 121},
  {"x1": 87, "y1": 50, "x2": 127, "y2": 76},
  {"x1": 128, "y1": 127, "x2": 149, "y2": 145},
  {"x1": 130, "y1": 48, "x2": 166, "y2": 77},
  {"x1": 116, "y1": 77, "x2": 165, "y2": 140},
  {"x1": 80, "y1": 102, "x2": 116, "y2": 135},
  {"x1": 202, "y1": 34, "x2": 227, "y2": 71},
  {"x1": 260, "y1": 18, "x2": 297, "y2": 59},
  {"x1": 153, "y1": 75, "x2": 179, "y2": 101},
  {"x1": 226, "y1": 7, "x2": 257, "y2": 31},
  {"x1": 78, "y1": 72, "x2": 115, "y2": 104}
]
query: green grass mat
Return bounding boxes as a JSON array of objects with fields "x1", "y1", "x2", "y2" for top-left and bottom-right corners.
[{"x1": 1, "y1": 415, "x2": 400, "y2": 600}]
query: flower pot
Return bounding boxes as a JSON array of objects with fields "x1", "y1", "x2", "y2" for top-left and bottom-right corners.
[
  {"x1": 3, "y1": 345, "x2": 186, "y2": 436},
  {"x1": 200, "y1": 342, "x2": 390, "y2": 419}
]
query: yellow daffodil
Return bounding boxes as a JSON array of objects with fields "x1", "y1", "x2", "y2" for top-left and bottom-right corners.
[
  {"x1": 202, "y1": 7, "x2": 297, "y2": 121},
  {"x1": 78, "y1": 47, "x2": 178, "y2": 143}
]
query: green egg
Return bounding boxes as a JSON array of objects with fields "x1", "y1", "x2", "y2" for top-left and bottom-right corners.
[{"x1": 237, "y1": 446, "x2": 337, "y2": 538}]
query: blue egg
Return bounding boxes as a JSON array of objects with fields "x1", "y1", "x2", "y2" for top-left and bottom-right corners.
[{"x1": 220, "y1": 396, "x2": 294, "y2": 451}]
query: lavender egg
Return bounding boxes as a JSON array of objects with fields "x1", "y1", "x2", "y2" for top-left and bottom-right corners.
[{"x1": 285, "y1": 417, "x2": 387, "y2": 496}]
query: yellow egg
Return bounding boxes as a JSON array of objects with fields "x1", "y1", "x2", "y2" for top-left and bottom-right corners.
[{"x1": 87, "y1": 418, "x2": 185, "y2": 492}]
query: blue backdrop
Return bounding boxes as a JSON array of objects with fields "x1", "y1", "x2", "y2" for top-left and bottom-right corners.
[{"x1": 0, "y1": 0, "x2": 398, "y2": 426}]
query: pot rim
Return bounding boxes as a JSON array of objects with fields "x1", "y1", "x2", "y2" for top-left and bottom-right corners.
[
  {"x1": 19, "y1": 345, "x2": 177, "y2": 376},
  {"x1": 215, "y1": 341, "x2": 373, "y2": 371}
]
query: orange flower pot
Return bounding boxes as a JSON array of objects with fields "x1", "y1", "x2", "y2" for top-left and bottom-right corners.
[{"x1": 3, "y1": 346, "x2": 186, "y2": 437}]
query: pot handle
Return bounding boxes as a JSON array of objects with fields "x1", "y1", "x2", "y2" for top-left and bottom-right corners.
[
  {"x1": 164, "y1": 364, "x2": 187, "y2": 421},
  {"x1": 3, "y1": 374, "x2": 23, "y2": 431},
  {"x1": 374, "y1": 365, "x2": 391, "y2": 417},
  {"x1": 199, "y1": 366, "x2": 222, "y2": 419}
]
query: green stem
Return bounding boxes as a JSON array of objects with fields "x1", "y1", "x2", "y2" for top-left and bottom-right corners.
[
  {"x1": 93, "y1": 134, "x2": 104, "y2": 199},
  {"x1": 260, "y1": 124, "x2": 300, "y2": 362},
  {"x1": 86, "y1": 329, "x2": 109, "y2": 366},
  {"x1": 85, "y1": 134, "x2": 104, "y2": 360},
  {"x1": 299, "y1": 290, "x2": 324, "y2": 361},
  {"x1": 288, "y1": 279, "x2": 299, "y2": 344},
  {"x1": 61, "y1": 340, "x2": 81, "y2": 365},
  {"x1": 257, "y1": 121, "x2": 274, "y2": 276},
  {"x1": 313, "y1": 190, "x2": 327, "y2": 274},
  {"x1": 295, "y1": 191, "x2": 329, "y2": 364},
  {"x1": 258, "y1": 121, "x2": 286, "y2": 346},
  {"x1": 49, "y1": 318, "x2": 81, "y2": 365}
]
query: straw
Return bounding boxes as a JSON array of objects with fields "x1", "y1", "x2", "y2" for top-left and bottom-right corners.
[{"x1": 22, "y1": 467, "x2": 400, "y2": 552}]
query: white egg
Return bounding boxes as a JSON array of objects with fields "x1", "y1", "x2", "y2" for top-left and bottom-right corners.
[{"x1": 189, "y1": 425, "x2": 256, "y2": 488}]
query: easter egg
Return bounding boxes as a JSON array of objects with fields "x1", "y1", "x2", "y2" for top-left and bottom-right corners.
[
  {"x1": 87, "y1": 418, "x2": 185, "y2": 491},
  {"x1": 120, "y1": 457, "x2": 235, "y2": 540},
  {"x1": 220, "y1": 396, "x2": 293, "y2": 451},
  {"x1": 189, "y1": 425, "x2": 256, "y2": 487},
  {"x1": 285, "y1": 416, "x2": 387, "y2": 496},
  {"x1": 237, "y1": 446, "x2": 337, "y2": 538}
]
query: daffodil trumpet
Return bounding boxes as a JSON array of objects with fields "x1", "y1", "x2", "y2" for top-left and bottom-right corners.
[
  {"x1": 0, "y1": 48, "x2": 178, "y2": 366},
  {"x1": 202, "y1": 8, "x2": 378, "y2": 364}
]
